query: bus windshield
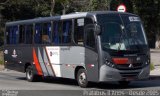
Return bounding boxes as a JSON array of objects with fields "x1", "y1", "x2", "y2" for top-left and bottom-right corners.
[{"x1": 97, "y1": 14, "x2": 148, "y2": 51}]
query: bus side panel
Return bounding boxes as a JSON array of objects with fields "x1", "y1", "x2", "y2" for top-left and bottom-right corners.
[
  {"x1": 4, "y1": 45, "x2": 40, "y2": 76},
  {"x1": 20, "y1": 46, "x2": 38, "y2": 75},
  {"x1": 4, "y1": 45, "x2": 22, "y2": 71},
  {"x1": 85, "y1": 48, "x2": 99, "y2": 82},
  {"x1": 59, "y1": 46, "x2": 85, "y2": 79},
  {"x1": 4, "y1": 45, "x2": 33, "y2": 72},
  {"x1": 45, "y1": 46, "x2": 85, "y2": 79}
]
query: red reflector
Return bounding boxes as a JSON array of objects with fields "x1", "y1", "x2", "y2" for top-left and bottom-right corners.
[
  {"x1": 88, "y1": 64, "x2": 95, "y2": 68},
  {"x1": 112, "y1": 58, "x2": 128, "y2": 64}
]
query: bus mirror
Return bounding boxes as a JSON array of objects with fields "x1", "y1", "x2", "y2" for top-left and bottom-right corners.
[{"x1": 95, "y1": 25, "x2": 101, "y2": 35}]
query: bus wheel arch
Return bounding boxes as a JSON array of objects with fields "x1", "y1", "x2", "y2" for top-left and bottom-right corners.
[
  {"x1": 25, "y1": 63, "x2": 38, "y2": 82},
  {"x1": 24, "y1": 63, "x2": 31, "y2": 72},
  {"x1": 75, "y1": 66, "x2": 85, "y2": 79},
  {"x1": 75, "y1": 66, "x2": 89, "y2": 88}
]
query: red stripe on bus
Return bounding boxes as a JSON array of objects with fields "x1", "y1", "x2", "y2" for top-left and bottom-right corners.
[{"x1": 33, "y1": 48, "x2": 43, "y2": 75}]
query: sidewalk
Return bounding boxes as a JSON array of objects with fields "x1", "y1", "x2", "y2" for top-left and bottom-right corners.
[
  {"x1": 0, "y1": 65, "x2": 4, "y2": 71},
  {"x1": 150, "y1": 66, "x2": 160, "y2": 76},
  {"x1": 150, "y1": 49, "x2": 160, "y2": 76}
]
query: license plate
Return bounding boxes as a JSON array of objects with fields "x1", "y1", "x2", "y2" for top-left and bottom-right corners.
[{"x1": 126, "y1": 77, "x2": 135, "y2": 81}]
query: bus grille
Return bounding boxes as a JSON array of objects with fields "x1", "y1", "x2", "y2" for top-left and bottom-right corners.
[
  {"x1": 120, "y1": 71, "x2": 139, "y2": 78},
  {"x1": 116, "y1": 63, "x2": 143, "y2": 70}
]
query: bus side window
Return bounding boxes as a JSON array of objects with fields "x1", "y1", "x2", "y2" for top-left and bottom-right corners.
[
  {"x1": 6, "y1": 27, "x2": 10, "y2": 44},
  {"x1": 53, "y1": 21, "x2": 59, "y2": 45},
  {"x1": 13, "y1": 26, "x2": 18, "y2": 44},
  {"x1": 19, "y1": 25, "x2": 25, "y2": 44},
  {"x1": 25, "y1": 25, "x2": 33, "y2": 44},
  {"x1": 74, "y1": 18, "x2": 85, "y2": 45},
  {"x1": 62, "y1": 20, "x2": 72, "y2": 44},
  {"x1": 6, "y1": 26, "x2": 18, "y2": 44},
  {"x1": 74, "y1": 18, "x2": 93, "y2": 46},
  {"x1": 42, "y1": 23, "x2": 51, "y2": 44},
  {"x1": 6, "y1": 26, "x2": 11, "y2": 44},
  {"x1": 34, "y1": 24, "x2": 42, "y2": 44},
  {"x1": 85, "y1": 25, "x2": 96, "y2": 48}
]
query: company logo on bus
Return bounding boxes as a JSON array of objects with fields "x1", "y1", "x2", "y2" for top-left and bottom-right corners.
[
  {"x1": 12, "y1": 49, "x2": 17, "y2": 58},
  {"x1": 129, "y1": 64, "x2": 133, "y2": 68}
]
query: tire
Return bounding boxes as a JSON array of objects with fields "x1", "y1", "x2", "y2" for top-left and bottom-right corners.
[
  {"x1": 118, "y1": 81, "x2": 130, "y2": 86},
  {"x1": 77, "y1": 69, "x2": 89, "y2": 88},
  {"x1": 26, "y1": 66, "x2": 37, "y2": 82}
]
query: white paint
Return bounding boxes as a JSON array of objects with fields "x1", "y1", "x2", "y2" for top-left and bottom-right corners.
[
  {"x1": 129, "y1": 16, "x2": 140, "y2": 22},
  {"x1": 46, "y1": 47, "x2": 60, "y2": 64},
  {"x1": 12, "y1": 49, "x2": 17, "y2": 58},
  {"x1": 46, "y1": 46, "x2": 61, "y2": 77},
  {"x1": 4, "y1": 50, "x2": 8, "y2": 54},
  {"x1": 52, "y1": 65, "x2": 61, "y2": 77}
]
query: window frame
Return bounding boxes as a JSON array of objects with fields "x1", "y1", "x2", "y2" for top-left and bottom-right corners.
[
  {"x1": 73, "y1": 17, "x2": 95, "y2": 47},
  {"x1": 84, "y1": 24, "x2": 96, "y2": 50}
]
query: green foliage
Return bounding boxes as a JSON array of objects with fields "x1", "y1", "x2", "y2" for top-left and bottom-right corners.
[
  {"x1": 0, "y1": 60, "x2": 4, "y2": 65},
  {"x1": 132, "y1": 0, "x2": 160, "y2": 48},
  {"x1": 0, "y1": 50, "x2": 4, "y2": 65},
  {"x1": 150, "y1": 63, "x2": 155, "y2": 71}
]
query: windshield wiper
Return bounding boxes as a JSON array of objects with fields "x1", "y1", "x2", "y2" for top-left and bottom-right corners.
[{"x1": 117, "y1": 25, "x2": 125, "y2": 51}]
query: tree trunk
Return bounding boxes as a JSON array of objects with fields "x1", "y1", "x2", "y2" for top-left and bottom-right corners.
[
  {"x1": 61, "y1": 3, "x2": 66, "y2": 15},
  {"x1": 155, "y1": 28, "x2": 160, "y2": 49},
  {"x1": 50, "y1": 0, "x2": 55, "y2": 16}
]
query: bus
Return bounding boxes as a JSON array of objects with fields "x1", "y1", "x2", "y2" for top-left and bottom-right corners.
[{"x1": 4, "y1": 11, "x2": 150, "y2": 87}]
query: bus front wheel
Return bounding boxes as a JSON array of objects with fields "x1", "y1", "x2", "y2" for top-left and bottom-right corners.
[
  {"x1": 26, "y1": 66, "x2": 36, "y2": 82},
  {"x1": 77, "y1": 69, "x2": 89, "y2": 88}
]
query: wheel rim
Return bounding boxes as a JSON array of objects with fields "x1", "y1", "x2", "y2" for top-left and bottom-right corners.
[
  {"x1": 79, "y1": 72, "x2": 86, "y2": 85},
  {"x1": 27, "y1": 69, "x2": 32, "y2": 80}
]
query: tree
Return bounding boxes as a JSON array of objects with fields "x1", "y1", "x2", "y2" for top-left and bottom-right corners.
[{"x1": 131, "y1": 0, "x2": 160, "y2": 48}]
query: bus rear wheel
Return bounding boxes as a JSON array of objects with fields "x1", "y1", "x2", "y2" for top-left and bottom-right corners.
[
  {"x1": 26, "y1": 66, "x2": 37, "y2": 82},
  {"x1": 77, "y1": 69, "x2": 89, "y2": 88}
]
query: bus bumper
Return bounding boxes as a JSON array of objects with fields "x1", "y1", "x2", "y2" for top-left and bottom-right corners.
[{"x1": 99, "y1": 64, "x2": 150, "y2": 82}]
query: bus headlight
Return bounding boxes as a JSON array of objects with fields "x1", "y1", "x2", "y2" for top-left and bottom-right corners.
[{"x1": 105, "y1": 60, "x2": 115, "y2": 68}]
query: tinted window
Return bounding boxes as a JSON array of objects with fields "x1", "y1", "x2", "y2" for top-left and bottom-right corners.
[
  {"x1": 97, "y1": 14, "x2": 148, "y2": 51},
  {"x1": 25, "y1": 25, "x2": 33, "y2": 44},
  {"x1": 85, "y1": 25, "x2": 95, "y2": 48},
  {"x1": 52, "y1": 20, "x2": 72, "y2": 45},
  {"x1": 52, "y1": 21, "x2": 60, "y2": 44},
  {"x1": 6, "y1": 26, "x2": 18, "y2": 44},
  {"x1": 121, "y1": 15, "x2": 147, "y2": 45},
  {"x1": 34, "y1": 24, "x2": 42, "y2": 44},
  {"x1": 19, "y1": 25, "x2": 25, "y2": 44},
  {"x1": 42, "y1": 23, "x2": 51, "y2": 44},
  {"x1": 74, "y1": 18, "x2": 93, "y2": 45},
  {"x1": 62, "y1": 20, "x2": 72, "y2": 44}
]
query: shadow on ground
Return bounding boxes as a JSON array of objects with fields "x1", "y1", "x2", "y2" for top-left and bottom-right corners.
[{"x1": 16, "y1": 75, "x2": 160, "y2": 89}]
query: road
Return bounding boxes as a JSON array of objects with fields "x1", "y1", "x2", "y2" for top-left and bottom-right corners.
[
  {"x1": 0, "y1": 70, "x2": 160, "y2": 96},
  {"x1": 150, "y1": 49, "x2": 160, "y2": 66}
]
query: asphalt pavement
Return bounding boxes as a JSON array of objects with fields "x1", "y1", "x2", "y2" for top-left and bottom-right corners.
[{"x1": 0, "y1": 70, "x2": 160, "y2": 96}]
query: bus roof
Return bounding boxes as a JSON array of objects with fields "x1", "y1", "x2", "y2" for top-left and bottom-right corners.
[{"x1": 6, "y1": 11, "x2": 137, "y2": 26}]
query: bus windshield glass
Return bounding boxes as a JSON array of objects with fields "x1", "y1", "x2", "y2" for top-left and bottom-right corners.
[{"x1": 97, "y1": 14, "x2": 147, "y2": 51}]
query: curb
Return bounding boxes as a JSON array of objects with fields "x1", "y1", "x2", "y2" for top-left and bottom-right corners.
[{"x1": 149, "y1": 75, "x2": 160, "y2": 80}]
